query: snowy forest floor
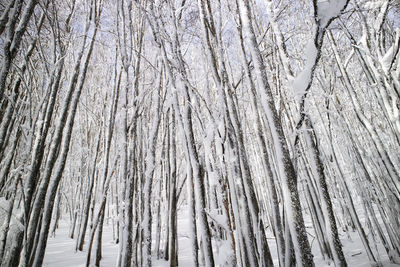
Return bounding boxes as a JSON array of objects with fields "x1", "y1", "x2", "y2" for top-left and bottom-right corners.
[{"x1": 43, "y1": 206, "x2": 400, "y2": 267}]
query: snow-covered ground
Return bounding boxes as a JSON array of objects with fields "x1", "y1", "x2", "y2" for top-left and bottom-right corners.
[
  {"x1": 43, "y1": 207, "x2": 400, "y2": 267},
  {"x1": 42, "y1": 222, "x2": 117, "y2": 267}
]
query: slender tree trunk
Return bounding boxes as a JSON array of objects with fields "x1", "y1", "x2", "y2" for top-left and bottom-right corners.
[{"x1": 237, "y1": 0, "x2": 314, "y2": 265}]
